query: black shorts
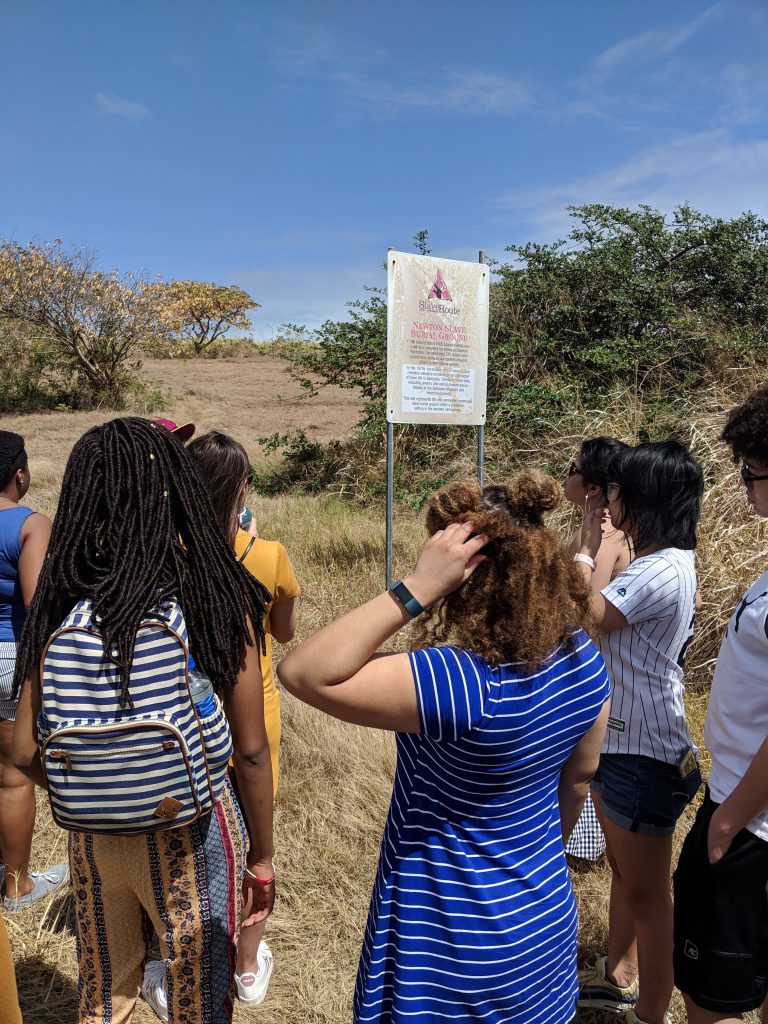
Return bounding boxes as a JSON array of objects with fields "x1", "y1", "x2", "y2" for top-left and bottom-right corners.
[{"x1": 673, "y1": 790, "x2": 768, "y2": 1013}]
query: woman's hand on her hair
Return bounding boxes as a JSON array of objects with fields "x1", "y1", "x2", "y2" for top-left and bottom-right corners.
[
  {"x1": 579, "y1": 507, "x2": 608, "y2": 560},
  {"x1": 405, "y1": 521, "x2": 489, "y2": 608}
]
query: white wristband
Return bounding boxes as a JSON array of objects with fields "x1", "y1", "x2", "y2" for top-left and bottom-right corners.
[{"x1": 574, "y1": 553, "x2": 597, "y2": 571}]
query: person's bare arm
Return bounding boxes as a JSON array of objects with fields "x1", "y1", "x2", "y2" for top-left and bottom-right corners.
[
  {"x1": 12, "y1": 677, "x2": 46, "y2": 788},
  {"x1": 591, "y1": 534, "x2": 624, "y2": 594},
  {"x1": 18, "y1": 514, "x2": 52, "y2": 606},
  {"x1": 708, "y1": 736, "x2": 768, "y2": 863},
  {"x1": 558, "y1": 699, "x2": 611, "y2": 842},
  {"x1": 269, "y1": 599, "x2": 296, "y2": 645},
  {"x1": 223, "y1": 622, "x2": 274, "y2": 926},
  {"x1": 576, "y1": 509, "x2": 630, "y2": 632},
  {"x1": 278, "y1": 522, "x2": 488, "y2": 731}
]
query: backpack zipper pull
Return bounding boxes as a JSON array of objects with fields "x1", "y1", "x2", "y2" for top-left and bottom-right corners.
[{"x1": 51, "y1": 750, "x2": 72, "y2": 771}]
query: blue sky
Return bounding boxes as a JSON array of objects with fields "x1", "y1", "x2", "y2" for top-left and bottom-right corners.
[{"x1": 2, "y1": 0, "x2": 766, "y2": 335}]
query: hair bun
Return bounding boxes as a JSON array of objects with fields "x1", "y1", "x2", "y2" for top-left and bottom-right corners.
[
  {"x1": 498, "y1": 470, "x2": 561, "y2": 522},
  {"x1": 425, "y1": 479, "x2": 483, "y2": 534}
]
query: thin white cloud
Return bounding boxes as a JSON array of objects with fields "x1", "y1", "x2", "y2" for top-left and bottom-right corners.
[
  {"x1": 497, "y1": 130, "x2": 768, "y2": 237},
  {"x1": 718, "y1": 63, "x2": 768, "y2": 126},
  {"x1": 96, "y1": 92, "x2": 151, "y2": 121},
  {"x1": 593, "y1": 4, "x2": 722, "y2": 73},
  {"x1": 268, "y1": 22, "x2": 531, "y2": 117},
  {"x1": 335, "y1": 69, "x2": 532, "y2": 115}
]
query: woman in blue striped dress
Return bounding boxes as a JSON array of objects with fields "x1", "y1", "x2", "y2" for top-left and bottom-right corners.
[{"x1": 279, "y1": 473, "x2": 611, "y2": 1024}]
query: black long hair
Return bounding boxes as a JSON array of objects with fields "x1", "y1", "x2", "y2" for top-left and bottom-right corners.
[
  {"x1": 612, "y1": 441, "x2": 703, "y2": 552},
  {"x1": 579, "y1": 436, "x2": 630, "y2": 499},
  {"x1": 13, "y1": 417, "x2": 270, "y2": 705}
]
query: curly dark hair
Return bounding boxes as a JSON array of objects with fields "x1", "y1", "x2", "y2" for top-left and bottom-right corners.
[
  {"x1": 721, "y1": 387, "x2": 768, "y2": 465},
  {"x1": 413, "y1": 471, "x2": 592, "y2": 668},
  {"x1": 14, "y1": 417, "x2": 269, "y2": 706}
]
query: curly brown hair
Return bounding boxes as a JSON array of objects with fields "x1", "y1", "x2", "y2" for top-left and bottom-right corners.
[
  {"x1": 413, "y1": 471, "x2": 592, "y2": 668},
  {"x1": 721, "y1": 387, "x2": 768, "y2": 465}
]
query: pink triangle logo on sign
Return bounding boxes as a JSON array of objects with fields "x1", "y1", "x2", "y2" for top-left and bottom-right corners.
[{"x1": 427, "y1": 269, "x2": 452, "y2": 302}]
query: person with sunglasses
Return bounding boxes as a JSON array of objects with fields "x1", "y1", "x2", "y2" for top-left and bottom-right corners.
[
  {"x1": 562, "y1": 437, "x2": 631, "y2": 863},
  {"x1": 575, "y1": 440, "x2": 704, "y2": 1024},
  {"x1": 563, "y1": 437, "x2": 632, "y2": 589},
  {"x1": 673, "y1": 387, "x2": 768, "y2": 1024}
]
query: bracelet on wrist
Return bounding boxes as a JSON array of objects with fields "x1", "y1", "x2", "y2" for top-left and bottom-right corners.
[
  {"x1": 244, "y1": 866, "x2": 275, "y2": 884},
  {"x1": 574, "y1": 553, "x2": 597, "y2": 571},
  {"x1": 387, "y1": 579, "x2": 425, "y2": 618}
]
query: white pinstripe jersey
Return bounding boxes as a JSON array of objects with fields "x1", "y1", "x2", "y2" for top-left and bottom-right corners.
[
  {"x1": 597, "y1": 548, "x2": 697, "y2": 764},
  {"x1": 706, "y1": 568, "x2": 768, "y2": 840}
]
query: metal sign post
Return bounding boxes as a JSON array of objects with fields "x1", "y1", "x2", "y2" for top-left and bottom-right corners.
[{"x1": 385, "y1": 249, "x2": 489, "y2": 586}]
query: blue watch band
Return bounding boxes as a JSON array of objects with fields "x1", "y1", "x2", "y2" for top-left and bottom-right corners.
[{"x1": 388, "y1": 579, "x2": 424, "y2": 618}]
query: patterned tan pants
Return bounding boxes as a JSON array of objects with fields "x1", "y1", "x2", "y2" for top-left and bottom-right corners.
[{"x1": 69, "y1": 781, "x2": 245, "y2": 1024}]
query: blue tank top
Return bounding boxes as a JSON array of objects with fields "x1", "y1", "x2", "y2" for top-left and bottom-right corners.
[{"x1": 0, "y1": 506, "x2": 36, "y2": 642}]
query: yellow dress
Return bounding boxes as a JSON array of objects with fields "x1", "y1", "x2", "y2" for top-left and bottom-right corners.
[
  {"x1": 0, "y1": 912, "x2": 21, "y2": 1024},
  {"x1": 234, "y1": 530, "x2": 300, "y2": 799}
]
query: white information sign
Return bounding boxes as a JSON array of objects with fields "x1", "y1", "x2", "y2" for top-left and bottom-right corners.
[{"x1": 387, "y1": 250, "x2": 489, "y2": 425}]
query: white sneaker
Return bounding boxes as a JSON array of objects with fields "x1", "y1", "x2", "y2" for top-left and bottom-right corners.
[
  {"x1": 140, "y1": 960, "x2": 169, "y2": 1022},
  {"x1": 235, "y1": 940, "x2": 274, "y2": 1005}
]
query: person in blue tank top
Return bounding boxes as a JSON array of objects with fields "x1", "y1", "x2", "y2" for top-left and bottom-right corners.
[
  {"x1": 0, "y1": 431, "x2": 66, "y2": 911},
  {"x1": 279, "y1": 472, "x2": 612, "y2": 1024}
]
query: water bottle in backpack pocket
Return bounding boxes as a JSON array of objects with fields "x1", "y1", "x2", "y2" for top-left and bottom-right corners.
[{"x1": 38, "y1": 599, "x2": 233, "y2": 835}]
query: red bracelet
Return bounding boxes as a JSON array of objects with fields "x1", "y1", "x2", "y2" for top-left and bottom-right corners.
[{"x1": 244, "y1": 866, "x2": 275, "y2": 884}]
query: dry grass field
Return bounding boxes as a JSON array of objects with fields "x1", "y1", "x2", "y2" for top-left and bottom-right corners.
[{"x1": 1, "y1": 358, "x2": 765, "y2": 1023}]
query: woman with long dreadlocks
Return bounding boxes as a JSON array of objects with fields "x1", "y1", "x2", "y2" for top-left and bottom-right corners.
[{"x1": 11, "y1": 417, "x2": 275, "y2": 1024}]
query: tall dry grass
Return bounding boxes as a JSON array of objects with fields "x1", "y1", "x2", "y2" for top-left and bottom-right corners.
[{"x1": 4, "y1": 377, "x2": 767, "y2": 1023}]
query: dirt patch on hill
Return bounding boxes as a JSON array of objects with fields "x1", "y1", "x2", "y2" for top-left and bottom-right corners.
[
  {"x1": 0, "y1": 358, "x2": 363, "y2": 517},
  {"x1": 142, "y1": 357, "x2": 362, "y2": 452}
]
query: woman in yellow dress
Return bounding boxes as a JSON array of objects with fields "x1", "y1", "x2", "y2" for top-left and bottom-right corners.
[{"x1": 188, "y1": 430, "x2": 300, "y2": 1006}]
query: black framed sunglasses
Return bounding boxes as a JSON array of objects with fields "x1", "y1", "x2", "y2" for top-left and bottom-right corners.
[{"x1": 740, "y1": 464, "x2": 768, "y2": 490}]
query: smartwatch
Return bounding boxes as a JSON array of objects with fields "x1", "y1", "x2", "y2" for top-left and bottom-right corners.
[{"x1": 388, "y1": 579, "x2": 424, "y2": 618}]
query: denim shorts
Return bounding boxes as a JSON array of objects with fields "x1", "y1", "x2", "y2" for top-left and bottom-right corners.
[{"x1": 591, "y1": 752, "x2": 701, "y2": 837}]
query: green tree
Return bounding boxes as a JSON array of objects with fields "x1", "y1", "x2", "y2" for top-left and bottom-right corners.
[
  {"x1": 265, "y1": 205, "x2": 768, "y2": 496},
  {"x1": 493, "y1": 203, "x2": 768, "y2": 394}
]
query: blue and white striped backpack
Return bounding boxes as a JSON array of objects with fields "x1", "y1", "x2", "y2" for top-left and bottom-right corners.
[{"x1": 38, "y1": 598, "x2": 233, "y2": 835}]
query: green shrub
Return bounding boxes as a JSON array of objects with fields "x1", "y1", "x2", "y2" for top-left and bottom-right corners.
[{"x1": 263, "y1": 205, "x2": 768, "y2": 501}]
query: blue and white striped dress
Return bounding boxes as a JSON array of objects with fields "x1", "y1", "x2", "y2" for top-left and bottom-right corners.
[{"x1": 354, "y1": 631, "x2": 610, "y2": 1024}]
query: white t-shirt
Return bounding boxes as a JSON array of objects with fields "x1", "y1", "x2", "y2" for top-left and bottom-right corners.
[
  {"x1": 598, "y1": 548, "x2": 697, "y2": 764},
  {"x1": 706, "y1": 568, "x2": 768, "y2": 841}
]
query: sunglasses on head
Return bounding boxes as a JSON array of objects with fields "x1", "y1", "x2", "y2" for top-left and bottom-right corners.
[{"x1": 740, "y1": 464, "x2": 768, "y2": 490}]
